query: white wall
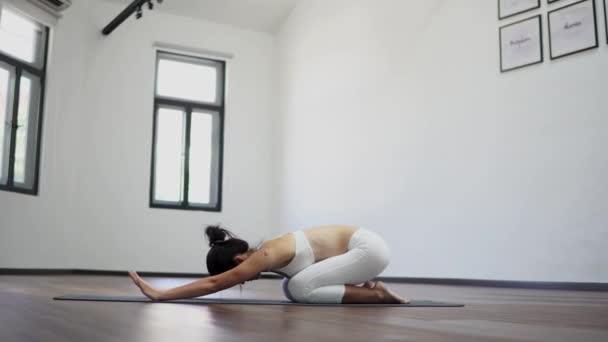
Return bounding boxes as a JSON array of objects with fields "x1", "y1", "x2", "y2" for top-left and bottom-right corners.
[
  {"x1": 2, "y1": 0, "x2": 606, "y2": 283},
  {"x1": 275, "y1": 0, "x2": 608, "y2": 282},
  {"x1": 0, "y1": 0, "x2": 277, "y2": 272}
]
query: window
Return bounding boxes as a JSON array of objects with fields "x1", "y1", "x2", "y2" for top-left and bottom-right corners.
[
  {"x1": 150, "y1": 52, "x2": 225, "y2": 211},
  {"x1": 0, "y1": 8, "x2": 48, "y2": 195}
]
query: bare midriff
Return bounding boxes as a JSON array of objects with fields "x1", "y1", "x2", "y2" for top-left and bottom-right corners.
[
  {"x1": 265, "y1": 225, "x2": 360, "y2": 272},
  {"x1": 302, "y1": 225, "x2": 360, "y2": 262}
]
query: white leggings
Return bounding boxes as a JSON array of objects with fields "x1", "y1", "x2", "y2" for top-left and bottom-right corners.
[{"x1": 282, "y1": 229, "x2": 390, "y2": 304}]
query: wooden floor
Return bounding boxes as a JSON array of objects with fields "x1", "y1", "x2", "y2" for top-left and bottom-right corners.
[{"x1": 1, "y1": 275, "x2": 607, "y2": 342}]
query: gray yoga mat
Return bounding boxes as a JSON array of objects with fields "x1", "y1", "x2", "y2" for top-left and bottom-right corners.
[{"x1": 54, "y1": 294, "x2": 464, "y2": 307}]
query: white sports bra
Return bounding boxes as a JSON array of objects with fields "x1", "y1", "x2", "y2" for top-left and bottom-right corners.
[{"x1": 272, "y1": 231, "x2": 315, "y2": 278}]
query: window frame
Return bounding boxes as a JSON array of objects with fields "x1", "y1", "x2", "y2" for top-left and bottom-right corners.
[
  {"x1": 149, "y1": 51, "x2": 226, "y2": 212},
  {"x1": 0, "y1": 10, "x2": 49, "y2": 196}
]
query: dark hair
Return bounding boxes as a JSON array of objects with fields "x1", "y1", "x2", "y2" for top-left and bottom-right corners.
[{"x1": 205, "y1": 225, "x2": 250, "y2": 275}]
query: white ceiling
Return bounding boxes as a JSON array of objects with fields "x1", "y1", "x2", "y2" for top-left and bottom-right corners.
[{"x1": 101, "y1": 0, "x2": 300, "y2": 33}]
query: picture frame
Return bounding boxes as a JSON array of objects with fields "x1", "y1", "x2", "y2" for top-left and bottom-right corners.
[
  {"x1": 499, "y1": 0, "x2": 541, "y2": 20},
  {"x1": 604, "y1": 0, "x2": 608, "y2": 44},
  {"x1": 548, "y1": 0, "x2": 599, "y2": 60},
  {"x1": 499, "y1": 15, "x2": 544, "y2": 72}
]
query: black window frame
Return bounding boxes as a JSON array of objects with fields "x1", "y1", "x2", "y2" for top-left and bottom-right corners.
[
  {"x1": 0, "y1": 12, "x2": 49, "y2": 196},
  {"x1": 149, "y1": 51, "x2": 226, "y2": 212}
]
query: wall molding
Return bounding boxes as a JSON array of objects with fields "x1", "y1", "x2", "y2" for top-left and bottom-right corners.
[
  {"x1": 1, "y1": 268, "x2": 606, "y2": 291},
  {"x1": 376, "y1": 276, "x2": 608, "y2": 292}
]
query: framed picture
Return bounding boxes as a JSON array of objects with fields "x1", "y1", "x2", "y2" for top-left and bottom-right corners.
[
  {"x1": 548, "y1": 0, "x2": 598, "y2": 60},
  {"x1": 604, "y1": 0, "x2": 608, "y2": 44},
  {"x1": 499, "y1": 15, "x2": 544, "y2": 72},
  {"x1": 499, "y1": 0, "x2": 541, "y2": 20}
]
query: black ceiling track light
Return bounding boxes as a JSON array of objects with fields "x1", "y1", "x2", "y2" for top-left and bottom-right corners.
[{"x1": 102, "y1": 0, "x2": 164, "y2": 36}]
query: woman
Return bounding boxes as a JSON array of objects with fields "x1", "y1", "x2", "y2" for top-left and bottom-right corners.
[{"x1": 129, "y1": 225, "x2": 408, "y2": 304}]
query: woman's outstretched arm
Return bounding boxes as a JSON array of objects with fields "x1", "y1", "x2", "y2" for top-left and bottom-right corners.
[
  {"x1": 129, "y1": 272, "x2": 216, "y2": 301},
  {"x1": 129, "y1": 248, "x2": 275, "y2": 301}
]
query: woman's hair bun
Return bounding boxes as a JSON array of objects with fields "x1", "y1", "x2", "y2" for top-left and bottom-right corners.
[{"x1": 205, "y1": 225, "x2": 235, "y2": 247}]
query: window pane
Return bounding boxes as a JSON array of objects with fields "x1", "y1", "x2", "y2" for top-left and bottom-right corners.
[
  {"x1": 153, "y1": 107, "x2": 186, "y2": 203},
  {"x1": 13, "y1": 72, "x2": 41, "y2": 190},
  {"x1": 0, "y1": 64, "x2": 15, "y2": 186},
  {"x1": 188, "y1": 111, "x2": 217, "y2": 206},
  {"x1": 156, "y1": 58, "x2": 219, "y2": 104},
  {"x1": 0, "y1": 9, "x2": 45, "y2": 68}
]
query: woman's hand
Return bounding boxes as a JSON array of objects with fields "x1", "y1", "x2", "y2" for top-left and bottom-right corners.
[{"x1": 129, "y1": 271, "x2": 165, "y2": 301}]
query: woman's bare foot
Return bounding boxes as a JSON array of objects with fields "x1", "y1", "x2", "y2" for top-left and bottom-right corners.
[
  {"x1": 375, "y1": 281, "x2": 409, "y2": 304},
  {"x1": 362, "y1": 281, "x2": 377, "y2": 289}
]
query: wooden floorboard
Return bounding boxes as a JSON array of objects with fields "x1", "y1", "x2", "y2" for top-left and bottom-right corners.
[{"x1": 0, "y1": 275, "x2": 607, "y2": 342}]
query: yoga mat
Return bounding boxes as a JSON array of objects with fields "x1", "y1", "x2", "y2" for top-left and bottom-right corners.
[{"x1": 54, "y1": 294, "x2": 464, "y2": 307}]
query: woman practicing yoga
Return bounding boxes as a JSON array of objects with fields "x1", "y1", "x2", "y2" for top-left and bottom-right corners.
[{"x1": 129, "y1": 225, "x2": 408, "y2": 304}]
